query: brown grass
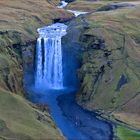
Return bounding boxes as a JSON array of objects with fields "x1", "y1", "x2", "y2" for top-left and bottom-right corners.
[{"x1": 0, "y1": 0, "x2": 72, "y2": 45}]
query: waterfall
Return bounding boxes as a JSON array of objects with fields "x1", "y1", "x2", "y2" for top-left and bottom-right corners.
[{"x1": 35, "y1": 23, "x2": 67, "y2": 89}]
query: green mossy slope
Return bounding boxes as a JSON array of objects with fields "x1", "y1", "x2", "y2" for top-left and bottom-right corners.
[
  {"x1": 75, "y1": 3, "x2": 140, "y2": 129},
  {"x1": 0, "y1": 88, "x2": 64, "y2": 140},
  {"x1": 116, "y1": 126, "x2": 140, "y2": 140}
]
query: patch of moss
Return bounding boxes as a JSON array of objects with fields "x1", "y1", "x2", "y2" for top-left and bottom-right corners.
[{"x1": 116, "y1": 126, "x2": 140, "y2": 140}]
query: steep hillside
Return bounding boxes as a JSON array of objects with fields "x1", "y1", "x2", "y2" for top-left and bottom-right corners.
[
  {"x1": 74, "y1": 2, "x2": 140, "y2": 130},
  {"x1": 0, "y1": 0, "x2": 72, "y2": 139},
  {"x1": 0, "y1": 88, "x2": 64, "y2": 140}
]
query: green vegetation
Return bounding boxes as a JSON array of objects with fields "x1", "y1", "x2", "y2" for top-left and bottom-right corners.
[
  {"x1": 66, "y1": 0, "x2": 140, "y2": 12},
  {"x1": 75, "y1": 1, "x2": 140, "y2": 129},
  {"x1": 66, "y1": 1, "x2": 105, "y2": 12},
  {"x1": 0, "y1": 88, "x2": 64, "y2": 139},
  {"x1": 117, "y1": 126, "x2": 140, "y2": 140},
  {"x1": 0, "y1": 0, "x2": 73, "y2": 139},
  {"x1": 65, "y1": 0, "x2": 140, "y2": 138}
]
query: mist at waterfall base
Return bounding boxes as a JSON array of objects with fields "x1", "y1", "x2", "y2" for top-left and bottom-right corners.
[{"x1": 25, "y1": 23, "x2": 113, "y2": 140}]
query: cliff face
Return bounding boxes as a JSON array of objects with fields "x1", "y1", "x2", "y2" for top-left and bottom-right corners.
[
  {"x1": 71, "y1": 3, "x2": 140, "y2": 129},
  {"x1": 0, "y1": 0, "x2": 73, "y2": 139}
]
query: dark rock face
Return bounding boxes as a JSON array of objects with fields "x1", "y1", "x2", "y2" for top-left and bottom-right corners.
[
  {"x1": 22, "y1": 42, "x2": 36, "y2": 90},
  {"x1": 62, "y1": 18, "x2": 86, "y2": 87},
  {"x1": 0, "y1": 40, "x2": 37, "y2": 94},
  {"x1": 53, "y1": 16, "x2": 75, "y2": 23},
  {"x1": 76, "y1": 29, "x2": 138, "y2": 112},
  {"x1": 80, "y1": 34, "x2": 105, "y2": 50},
  {"x1": 0, "y1": 45, "x2": 23, "y2": 94}
]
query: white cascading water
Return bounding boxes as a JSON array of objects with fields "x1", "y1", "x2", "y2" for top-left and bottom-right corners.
[
  {"x1": 57, "y1": 1, "x2": 68, "y2": 8},
  {"x1": 35, "y1": 23, "x2": 67, "y2": 89}
]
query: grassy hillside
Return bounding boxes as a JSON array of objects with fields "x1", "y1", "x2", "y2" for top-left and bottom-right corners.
[
  {"x1": 0, "y1": 0, "x2": 73, "y2": 139},
  {"x1": 116, "y1": 126, "x2": 140, "y2": 140},
  {"x1": 0, "y1": 88, "x2": 64, "y2": 140},
  {"x1": 0, "y1": 0, "x2": 72, "y2": 46},
  {"x1": 66, "y1": 0, "x2": 140, "y2": 12},
  {"x1": 66, "y1": 2, "x2": 140, "y2": 139},
  {"x1": 66, "y1": 1, "x2": 105, "y2": 12},
  {"x1": 74, "y1": 0, "x2": 140, "y2": 131}
]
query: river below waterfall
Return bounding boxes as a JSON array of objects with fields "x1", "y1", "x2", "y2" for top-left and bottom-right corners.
[
  {"x1": 27, "y1": 88, "x2": 113, "y2": 140},
  {"x1": 24, "y1": 21, "x2": 113, "y2": 140}
]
